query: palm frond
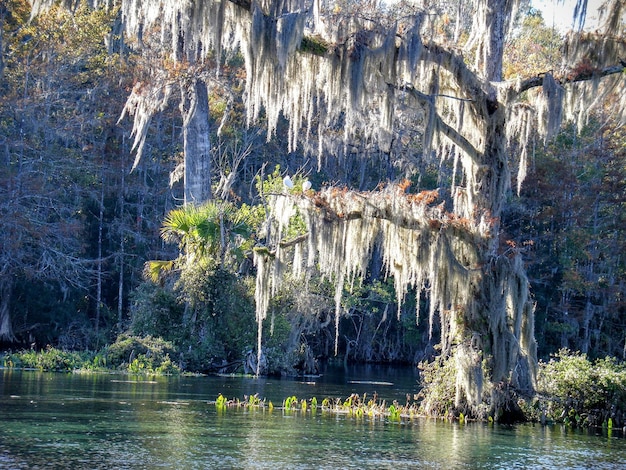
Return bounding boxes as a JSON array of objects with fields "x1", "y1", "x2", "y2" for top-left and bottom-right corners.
[{"x1": 145, "y1": 259, "x2": 175, "y2": 283}]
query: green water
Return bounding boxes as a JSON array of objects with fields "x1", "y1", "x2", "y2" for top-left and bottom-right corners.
[{"x1": 1, "y1": 367, "x2": 625, "y2": 469}]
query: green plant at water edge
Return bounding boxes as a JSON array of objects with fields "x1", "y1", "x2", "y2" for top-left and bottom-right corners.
[
  {"x1": 283, "y1": 395, "x2": 298, "y2": 410},
  {"x1": 132, "y1": 256, "x2": 256, "y2": 374},
  {"x1": 2, "y1": 353, "x2": 15, "y2": 368},
  {"x1": 247, "y1": 394, "x2": 262, "y2": 407},
  {"x1": 106, "y1": 335, "x2": 180, "y2": 375},
  {"x1": 155, "y1": 355, "x2": 179, "y2": 375},
  {"x1": 128, "y1": 357, "x2": 147, "y2": 373},
  {"x1": 208, "y1": 393, "x2": 425, "y2": 422},
  {"x1": 120, "y1": 352, "x2": 180, "y2": 375},
  {"x1": 417, "y1": 356, "x2": 457, "y2": 418},
  {"x1": 3, "y1": 347, "x2": 94, "y2": 372},
  {"x1": 216, "y1": 394, "x2": 227, "y2": 409},
  {"x1": 522, "y1": 349, "x2": 626, "y2": 427},
  {"x1": 388, "y1": 404, "x2": 400, "y2": 421},
  {"x1": 86, "y1": 353, "x2": 107, "y2": 370},
  {"x1": 2, "y1": 344, "x2": 182, "y2": 375}
]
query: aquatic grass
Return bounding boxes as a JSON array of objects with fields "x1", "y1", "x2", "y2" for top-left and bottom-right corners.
[
  {"x1": 215, "y1": 393, "x2": 227, "y2": 410},
  {"x1": 210, "y1": 393, "x2": 425, "y2": 423}
]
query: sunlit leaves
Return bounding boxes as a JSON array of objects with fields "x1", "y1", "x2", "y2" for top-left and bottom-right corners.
[
  {"x1": 149, "y1": 200, "x2": 258, "y2": 284},
  {"x1": 145, "y1": 259, "x2": 175, "y2": 283},
  {"x1": 533, "y1": 349, "x2": 626, "y2": 426},
  {"x1": 161, "y1": 204, "x2": 220, "y2": 257},
  {"x1": 504, "y1": 12, "x2": 563, "y2": 79}
]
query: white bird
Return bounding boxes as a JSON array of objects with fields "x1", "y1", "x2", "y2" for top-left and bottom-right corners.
[
  {"x1": 283, "y1": 175, "x2": 294, "y2": 189},
  {"x1": 302, "y1": 180, "x2": 312, "y2": 191}
]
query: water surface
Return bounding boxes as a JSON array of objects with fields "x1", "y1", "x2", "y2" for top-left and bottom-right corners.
[{"x1": 1, "y1": 367, "x2": 625, "y2": 469}]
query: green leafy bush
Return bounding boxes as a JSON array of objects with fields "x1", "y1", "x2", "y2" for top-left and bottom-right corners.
[
  {"x1": 527, "y1": 349, "x2": 626, "y2": 427},
  {"x1": 3, "y1": 347, "x2": 94, "y2": 372},
  {"x1": 129, "y1": 282, "x2": 185, "y2": 342},
  {"x1": 417, "y1": 356, "x2": 458, "y2": 418},
  {"x1": 106, "y1": 335, "x2": 180, "y2": 375}
]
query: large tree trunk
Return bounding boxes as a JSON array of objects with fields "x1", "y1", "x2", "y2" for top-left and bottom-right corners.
[
  {"x1": 446, "y1": 8, "x2": 537, "y2": 413},
  {"x1": 180, "y1": 77, "x2": 212, "y2": 205},
  {"x1": 430, "y1": 0, "x2": 535, "y2": 415}
]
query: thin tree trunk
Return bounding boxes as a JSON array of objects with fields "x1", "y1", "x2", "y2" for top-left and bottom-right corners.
[
  {"x1": 0, "y1": 6, "x2": 4, "y2": 82},
  {"x1": 117, "y1": 150, "x2": 126, "y2": 329},
  {"x1": 0, "y1": 275, "x2": 15, "y2": 343},
  {"x1": 117, "y1": 236, "x2": 125, "y2": 329},
  {"x1": 96, "y1": 167, "x2": 105, "y2": 341}
]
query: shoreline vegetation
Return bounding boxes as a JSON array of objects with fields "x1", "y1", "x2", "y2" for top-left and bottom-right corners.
[
  {"x1": 210, "y1": 393, "x2": 625, "y2": 436},
  {"x1": 2, "y1": 346, "x2": 625, "y2": 432}
]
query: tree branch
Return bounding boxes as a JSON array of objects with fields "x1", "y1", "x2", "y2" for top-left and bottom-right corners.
[
  {"x1": 228, "y1": 0, "x2": 252, "y2": 11},
  {"x1": 401, "y1": 84, "x2": 481, "y2": 164},
  {"x1": 421, "y1": 41, "x2": 488, "y2": 104},
  {"x1": 515, "y1": 63, "x2": 626, "y2": 95}
]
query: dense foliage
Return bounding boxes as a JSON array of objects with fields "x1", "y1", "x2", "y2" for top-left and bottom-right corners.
[
  {"x1": 2, "y1": 337, "x2": 180, "y2": 374},
  {"x1": 0, "y1": 0, "x2": 625, "y2": 424},
  {"x1": 410, "y1": 348, "x2": 626, "y2": 426},
  {"x1": 526, "y1": 349, "x2": 626, "y2": 428}
]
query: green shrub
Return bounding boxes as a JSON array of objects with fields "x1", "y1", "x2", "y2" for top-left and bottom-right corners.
[
  {"x1": 530, "y1": 349, "x2": 626, "y2": 427},
  {"x1": 106, "y1": 335, "x2": 180, "y2": 375},
  {"x1": 2, "y1": 347, "x2": 93, "y2": 372},
  {"x1": 129, "y1": 282, "x2": 185, "y2": 341},
  {"x1": 417, "y1": 356, "x2": 457, "y2": 418},
  {"x1": 2, "y1": 341, "x2": 179, "y2": 375},
  {"x1": 417, "y1": 353, "x2": 493, "y2": 421}
]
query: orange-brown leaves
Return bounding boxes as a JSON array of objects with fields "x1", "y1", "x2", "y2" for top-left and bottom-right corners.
[
  {"x1": 398, "y1": 179, "x2": 411, "y2": 193},
  {"x1": 565, "y1": 59, "x2": 601, "y2": 82},
  {"x1": 408, "y1": 189, "x2": 439, "y2": 206},
  {"x1": 428, "y1": 219, "x2": 442, "y2": 230}
]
